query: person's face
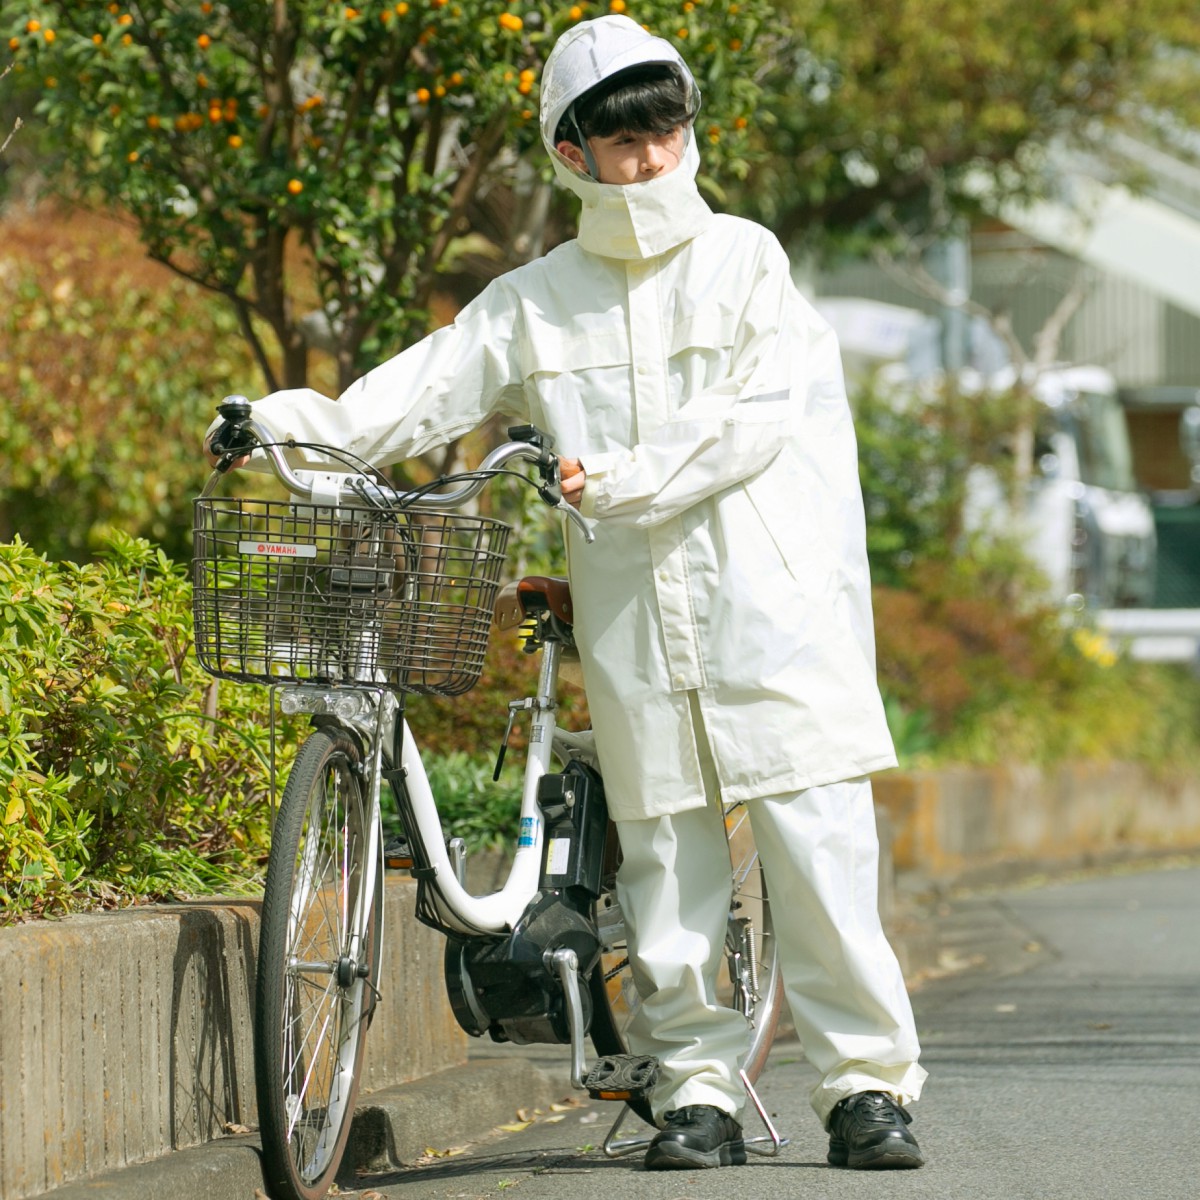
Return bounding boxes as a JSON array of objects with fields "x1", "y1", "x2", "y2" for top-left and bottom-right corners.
[{"x1": 556, "y1": 125, "x2": 685, "y2": 185}]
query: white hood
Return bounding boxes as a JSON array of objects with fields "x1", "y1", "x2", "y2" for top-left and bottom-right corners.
[{"x1": 540, "y1": 15, "x2": 713, "y2": 261}]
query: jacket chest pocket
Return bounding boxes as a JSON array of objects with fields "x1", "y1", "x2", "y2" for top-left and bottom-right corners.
[
  {"x1": 520, "y1": 321, "x2": 634, "y2": 454},
  {"x1": 667, "y1": 308, "x2": 741, "y2": 408}
]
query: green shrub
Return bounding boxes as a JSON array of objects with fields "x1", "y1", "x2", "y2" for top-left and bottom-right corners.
[
  {"x1": 0, "y1": 532, "x2": 301, "y2": 920},
  {"x1": 0, "y1": 205, "x2": 259, "y2": 562}
]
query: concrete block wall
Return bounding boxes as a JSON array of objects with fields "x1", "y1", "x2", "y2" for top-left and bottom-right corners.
[
  {"x1": 0, "y1": 877, "x2": 465, "y2": 1200},
  {"x1": 874, "y1": 762, "x2": 1200, "y2": 887}
]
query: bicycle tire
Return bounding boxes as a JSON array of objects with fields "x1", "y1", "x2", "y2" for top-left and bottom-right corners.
[
  {"x1": 588, "y1": 799, "x2": 784, "y2": 1126},
  {"x1": 255, "y1": 728, "x2": 379, "y2": 1200}
]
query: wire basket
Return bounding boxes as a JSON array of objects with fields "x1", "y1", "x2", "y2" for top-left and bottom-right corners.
[{"x1": 192, "y1": 497, "x2": 511, "y2": 695}]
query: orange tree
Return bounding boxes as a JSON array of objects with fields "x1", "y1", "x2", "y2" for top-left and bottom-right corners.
[
  {"x1": 5, "y1": 1, "x2": 776, "y2": 393},
  {"x1": 748, "y1": 0, "x2": 1200, "y2": 250}
]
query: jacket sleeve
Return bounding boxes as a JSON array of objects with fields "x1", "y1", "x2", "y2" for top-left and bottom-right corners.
[
  {"x1": 235, "y1": 281, "x2": 528, "y2": 470},
  {"x1": 577, "y1": 238, "x2": 834, "y2": 529}
]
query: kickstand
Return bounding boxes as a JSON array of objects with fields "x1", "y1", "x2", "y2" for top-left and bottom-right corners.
[
  {"x1": 738, "y1": 1068, "x2": 787, "y2": 1156},
  {"x1": 600, "y1": 1067, "x2": 788, "y2": 1159}
]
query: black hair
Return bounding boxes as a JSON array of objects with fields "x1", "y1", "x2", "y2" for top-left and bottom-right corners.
[{"x1": 555, "y1": 64, "x2": 694, "y2": 146}]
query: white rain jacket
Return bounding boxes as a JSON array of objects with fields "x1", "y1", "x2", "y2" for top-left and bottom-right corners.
[{"x1": 241, "y1": 16, "x2": 896, "y2": 820}]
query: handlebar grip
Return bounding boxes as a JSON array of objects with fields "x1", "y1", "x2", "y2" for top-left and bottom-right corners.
[{"x1": 209, "y1": 420, "x2": 257, "y2": 458}]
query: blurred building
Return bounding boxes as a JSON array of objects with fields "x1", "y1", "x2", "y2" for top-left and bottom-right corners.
[{"x1": 807, "y1": 127, "x2": 1200, "y2": 612}]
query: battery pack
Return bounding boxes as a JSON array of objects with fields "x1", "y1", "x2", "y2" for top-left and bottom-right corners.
[{"x1": 537, "y1": 761, "x2": 607, "y2": 897}]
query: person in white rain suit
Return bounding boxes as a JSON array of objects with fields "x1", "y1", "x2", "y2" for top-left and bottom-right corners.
[{"x1": 215, "y1": 14, "x2": 926, "y2": 1172}]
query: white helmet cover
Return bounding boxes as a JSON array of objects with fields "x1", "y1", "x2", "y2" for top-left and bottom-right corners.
[{"x1": 539, "y1": 15, "x2": 701, "y2": 160}]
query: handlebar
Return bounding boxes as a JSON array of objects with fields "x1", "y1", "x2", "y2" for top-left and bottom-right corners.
[{"x1": 202, "y1": 395, "x2": 596, "y2": 544}]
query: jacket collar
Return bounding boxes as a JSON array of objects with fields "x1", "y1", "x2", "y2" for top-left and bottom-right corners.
[{"x1": 550, "y1": 136, "x2": 713, "y2": 261}]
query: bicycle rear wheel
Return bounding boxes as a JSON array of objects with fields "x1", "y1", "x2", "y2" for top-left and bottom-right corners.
[
  {"x1": 255, "y1": 728, "x2": 379, "y2": 1200},
  {"x1": 588, "y1": 798, "x2": 784, "y2": 1125}
]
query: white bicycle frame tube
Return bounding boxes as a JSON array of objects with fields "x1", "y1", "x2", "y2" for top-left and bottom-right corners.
[{"x1": 395, "y1": 639, "x2": 565, "y2": 933}]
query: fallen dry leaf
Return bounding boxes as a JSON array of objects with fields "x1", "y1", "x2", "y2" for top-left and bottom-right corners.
[{"x1": 497, "y1": 1121, "x2": 532, "y2": 1133}]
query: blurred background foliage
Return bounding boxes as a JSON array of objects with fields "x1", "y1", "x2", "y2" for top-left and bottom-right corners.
[
  {"x1": 2, "y1": 1, "x2": 1199, "y2": 918},
  {"x1": 0, "y1": 206, "x2": 256, "y2": 560}
]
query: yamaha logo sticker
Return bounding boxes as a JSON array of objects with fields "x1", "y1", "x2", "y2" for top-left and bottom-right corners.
[{"x1": 237, "y1": 540, "x2": 318, "y2": 559}]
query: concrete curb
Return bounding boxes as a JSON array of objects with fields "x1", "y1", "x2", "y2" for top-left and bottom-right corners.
[{"x1": 35, "y1": 1058, "x2": 566, "y2": 1200}]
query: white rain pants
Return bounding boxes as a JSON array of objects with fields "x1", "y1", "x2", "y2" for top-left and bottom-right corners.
[{"x1": 613, "y1": 716, "x2": 926, "y2": 1127}]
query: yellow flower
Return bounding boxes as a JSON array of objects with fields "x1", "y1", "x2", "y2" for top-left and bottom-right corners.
[
  {"x1": 416, "y1": 86, "x2": 431, "y2": 102},
  {"x1": 197, "y1": 33, "x2": 211, "y2": 49},
  {"x1": 734, "y1": 115, "x2": 747, "y2": 130},
  {"x1": 517, "y1": 79, "x2": 532, "y2": 95},
  {"x1": 677, "y1": 27, "x2": 688, "y2": 37},
  {"x1": 228, "y1": 134, "x2": 243, "y2": 148},
  {"x1": 728, "y1": 37, "x2": 742, "y2": 50},
  {"x1": 126, "y1": 151, "x2": 138, "y2": 163},
  {"x1": 7, "y1": 36, "x2": 19, "y2": 51},
  {"x1": 121, "y1": 33, "x2": 132, "y2": 44},
  {"x1": 449, "y1": 70, "x2": 464, "y2": 86},
  {"x1": 519, "y1": 67, "x2": 535, "y2": 81},
  {"x1": 26, "y1": 19, "x2": 40, "y2": 33},
  {"x1": 287, "y1": 178, "x2": 304, "y2": 195},
  {"x1": 1072, "y1": 628, "x2": 1118, "y2": 668},
  {"x1": 118, "y1": 13, "x2": 132, "y2": 26},
  {"x1": 569, "y1": 5, "x2": 583, "y2": 18},
  {"x1": 395, "y1": 1, "x2": 409, "y2": 13},
  {"x1": 609, "y1": 0, "x2": 626, "y2": 11},
  {"x1": 499, "y1": 12, "x2": 523, "y2": 31},
  {"x1": 43, "y1": 29, "x2": 56, "y2": 43},
  {"x1": 434, "y1": 84, "x2": 446, "y2": 97},
  {"x1": 146, "y1": 114, "x2": 161, "y2": 129},
  {"x1": 92, "y1": 33, "x2": 103, "y2": 44}
]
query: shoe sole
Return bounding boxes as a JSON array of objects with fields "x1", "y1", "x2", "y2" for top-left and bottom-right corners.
[
  {"x1": 644, "y1": 1140, "x2": 747, "y2": 1170},
  {"x1": 828, "y1": 1140, "x2": 925, "y2": 1169}
]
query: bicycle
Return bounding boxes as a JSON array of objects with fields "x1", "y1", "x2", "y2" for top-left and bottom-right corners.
[{"x1": 194, "y1": 395, "x2": 786, "y2": 1200}]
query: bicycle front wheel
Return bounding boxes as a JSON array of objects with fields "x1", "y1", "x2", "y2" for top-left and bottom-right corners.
[
  {"x1": 255, "y1": 728, "x2": 379, "y2": 1200},
  {"x1": 589, "y1": 798, "x2": 784, "y2": 1125}
]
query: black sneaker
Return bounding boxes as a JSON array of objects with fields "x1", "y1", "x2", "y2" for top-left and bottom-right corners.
[
  {"x1": 827, "y1": 1091, "x2": 924, "y2": 1169},
  {"x1": 644, "y1": 1104, "x2": 747, "y2": 1170}
]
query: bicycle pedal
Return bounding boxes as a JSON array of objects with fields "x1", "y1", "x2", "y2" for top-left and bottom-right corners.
[
  {"x1": 384, "y1": 835, "x2": 414, "y2": 870},
  {"x1": 583, "y1": 1054, "x2": 660, "y2": 1102}
]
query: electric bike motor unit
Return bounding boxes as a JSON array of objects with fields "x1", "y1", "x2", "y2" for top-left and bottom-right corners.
[{"x1": 445, "y1": 761, "x2": 610, "y2": 1046}]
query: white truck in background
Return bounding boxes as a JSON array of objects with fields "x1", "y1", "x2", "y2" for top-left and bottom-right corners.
[
  {"x1": 965, "y1": 364, "x2": 1157, "y2": 608},
  {"x1": 814, "y1": 297, "x2": 1157, "y2": 609}
]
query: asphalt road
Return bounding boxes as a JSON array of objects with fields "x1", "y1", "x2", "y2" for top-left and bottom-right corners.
[{"x1": 351, "y1": 863, "x2": 1200, "y2": 1200}]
